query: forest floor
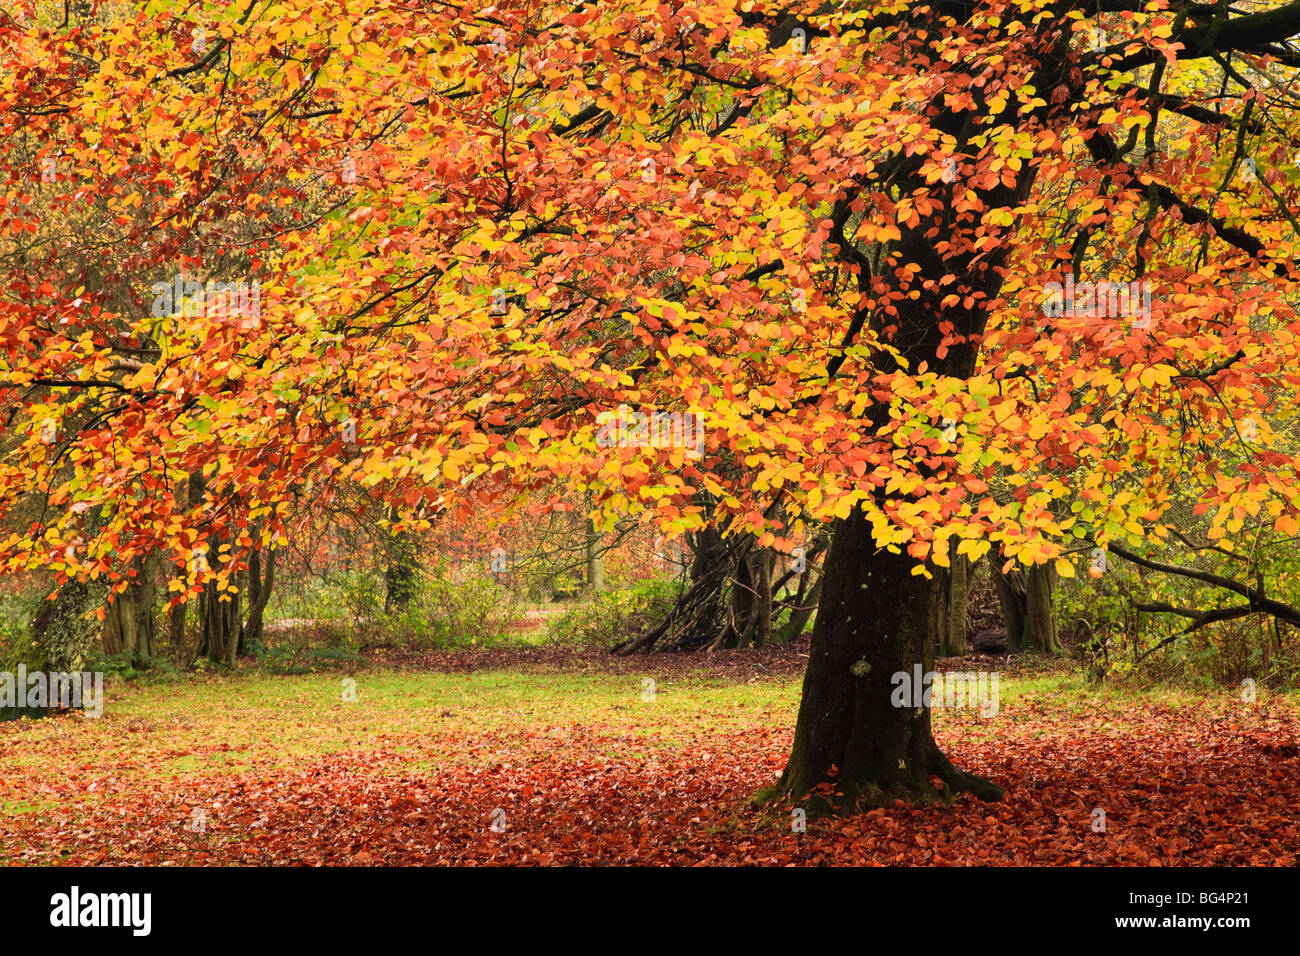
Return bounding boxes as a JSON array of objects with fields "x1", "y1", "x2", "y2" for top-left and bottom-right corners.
[{"x1": 2, "y1": 643, "x2": 1297, "y2": 865}]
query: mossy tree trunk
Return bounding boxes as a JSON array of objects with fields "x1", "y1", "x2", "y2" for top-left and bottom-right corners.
[
  {"x1": 33, "y1": 505, "x2": 108, "y2": 677},
  {"x1": 33, "y1": 575, "x2": 107, "y2": 675},
  {"x1": 14, "y1": 575, "x2": 107, "y2": 719}
]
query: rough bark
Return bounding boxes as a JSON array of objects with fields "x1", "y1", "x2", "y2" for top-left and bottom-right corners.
[
  {"x1": 992, "y1": 557, "x2": 1061, "y2": 654},
  {"x1": 101, "y1": 552, "x2": 158, "y2": 662},
  {"x1": 760, "y1": 509, "x2": 1003, "y2": 814},
  {"x1": 1020, "y1": 563, "x2": 1062, "y2": 654}
]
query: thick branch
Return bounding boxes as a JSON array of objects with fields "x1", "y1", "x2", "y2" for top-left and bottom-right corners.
[{"x1": 1108, "y1": 543, "x2": 1300, "y2": 626}]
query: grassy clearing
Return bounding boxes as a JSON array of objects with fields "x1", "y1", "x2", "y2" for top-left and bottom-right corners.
[
  {"x1": 2, "y1": 662, "x2": 1289, "y2": 782},
  {"x1": 1, "y1": 666, "x2": 804, "y2": 782}
]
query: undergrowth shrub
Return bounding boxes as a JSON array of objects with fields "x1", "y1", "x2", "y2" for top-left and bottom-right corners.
[
  {"x1": 1057, "y1": 554, "x2": 1300, "y2": 691},
  {"x1": 0, "y1": 588, "x2": 43, "y2": 674},
  {"x1": 548, "y1": 577, "x2": 681, "y2": 648}
]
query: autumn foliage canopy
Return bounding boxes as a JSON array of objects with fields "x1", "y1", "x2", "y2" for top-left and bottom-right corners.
[{"x1": 1, "y1": 0, "x2": 1298, "y2": 612}]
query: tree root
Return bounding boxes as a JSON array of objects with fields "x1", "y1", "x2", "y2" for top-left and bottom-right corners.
[{"x1": 755, "y1": 744, "x2": 1003, "y2": 818}]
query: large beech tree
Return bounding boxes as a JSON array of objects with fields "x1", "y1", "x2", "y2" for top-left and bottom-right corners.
[{"x1": 3, "y1": 0, "x2": 1300, "y2": 809}]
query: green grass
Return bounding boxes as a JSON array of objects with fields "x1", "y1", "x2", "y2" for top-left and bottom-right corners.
[
  {"x1": 2, "y1": 799, "x2": 56, "y2": 815},
  {"x1": 0, "y1": 667, "x2": 805, "y2": 784},
  {"x1": 3, "y1": 662, "x2": 1293, "y2": 787}
]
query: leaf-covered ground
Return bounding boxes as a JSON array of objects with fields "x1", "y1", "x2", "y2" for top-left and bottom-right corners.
[{"x1": 2, "y1": 646, "x2": 1297, "y2": 865}]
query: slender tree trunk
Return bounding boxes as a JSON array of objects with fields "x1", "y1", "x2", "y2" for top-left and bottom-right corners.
[
  {"x1": 585, "y1": 518, "x2": 605, "y2": 593},
  {"x1": 762, "y1": 508, "x2": 1002, "y2": 814},
  {"x1": 720, "y1": 548, "x2": 774, "y2": 648},
  {"x1": 137, "y1": 552, "x2": 158, "y2": 658},
  {"x1": 202, "y1": 552, "x2": 243, "y2": 667},
  {"x1": 101, "y1": 592, "x2": 127, "y2": 657},
  {"x1": 721, "y1": 546, "x2": 754, "y2": 648},
  {"x1": 930, "y1": 562, "x2": 951, "y2": 656},
  {"x1": 944, "y1": 543, "x2": 970, "y2": 657},
  {"x1": 199, "y1": 543, "x2": 260, "y2": 667},
  {"x1": 239, "y1": 547, "x2": 261, "y2": 657},
  {"x1": 777, "y1": 565, "x2": 823, "y2": 642},
  {"x1": 240, "y1": 547, "x2": 275, "y2": 653},
  {"x1": 169, "y1": 599, "x2": 187, "y2": 663},
  {"x1": 168, "y1": 477, "x2": 190, "y2": 665},
  {"x1": 751, "y1": 549, "x2": 772, "y2": 648},
  {"x1": 200, "y1": 554, "x2": 220, "y2": 663},
  {"x1": 713, "y1": 541, "x2": 775, "y2": 649}
]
